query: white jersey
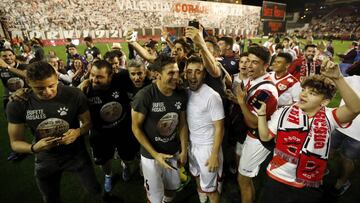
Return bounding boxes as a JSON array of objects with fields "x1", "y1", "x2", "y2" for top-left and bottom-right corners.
[
  {"x1": 269, "y1": 72, "x2": 301, "y2": 107},
  {"x1": 245, "y1": 73, "x2": 278, "y2": 117},
  {"x1": 187, "y1": 84, "x2": 225, "y2": 145},
  {"x1": 337, "y1": 76, "x2": 360, "y2": 141}
]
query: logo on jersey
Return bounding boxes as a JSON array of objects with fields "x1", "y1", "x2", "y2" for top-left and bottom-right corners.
[
  {"x1": 112, "y1": 91, "x2": 120, "y2": 99},
  {"x1": 57, "y1": 107, "x2": 69, "y2": 116},
  {"x1": 156, "y1": 112, "x2": 179, "y2": 137},
  {"x1": 230, "y1": 61, "x2": 236, "y2": 65},
  {"x1": 100, "y1": 101, "x2": 123, "y2": 122},
  {"x1": 174, "y1": 101, "x2": 182, "y2": 110},
  {"x1": 278, "y1": 84, "x2": 287, "y2": 91},
  {"x1": 26, "y1": 109, "x2": 46, "y2": 120},
  {"x1": 152, "y1": 102, "x2": 166, "y2": 112},
  {"x1": 287, "y1": 78, "x2": 294, "y2": 83}
]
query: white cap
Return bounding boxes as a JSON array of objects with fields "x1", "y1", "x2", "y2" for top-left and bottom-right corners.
[{"x1": 111, "y1": 43, "x2": 122, "y2": 49}]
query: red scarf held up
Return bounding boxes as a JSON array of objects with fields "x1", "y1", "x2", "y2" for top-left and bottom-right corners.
[{"x1": 275, "y1": 105, "x2": 329, "y2": 187}]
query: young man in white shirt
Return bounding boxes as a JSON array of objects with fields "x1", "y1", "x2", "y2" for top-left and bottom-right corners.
[
  {"x1": 269, "y1": 52, "x2": 301, "y2": 107},
  {"x1": 185, "y1": 56, "x2": 225, "y2": 203}
]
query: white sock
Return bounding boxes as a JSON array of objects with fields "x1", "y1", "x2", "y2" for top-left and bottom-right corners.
[
  {"x1": 198, "y1": 191, "x2": 207, "y2": 203},
  {"x1": 162, "y1": 195, "x2": 174, "y2": 203}
]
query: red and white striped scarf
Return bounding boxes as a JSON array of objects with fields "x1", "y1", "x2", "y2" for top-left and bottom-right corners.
[{"x1": 276, "y1": 104, "x2": 330, "y2": 187}]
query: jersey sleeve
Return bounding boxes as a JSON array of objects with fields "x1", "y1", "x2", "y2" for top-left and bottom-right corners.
[
  {"x1": 208, "y1": 93, "x2": 225, "y2": 121},
  {"x1": 327, "y1": 108, "x2": 352, "y2": 129},
  {"x1": 131, "y1": 87, "x2": 151, "y2": 115},
  {"x1": 6, "y1": 100, "x2": 26, "y2": 124},
  {"x1": 267, "y1": 108, "x2": 284, "y2": 138},
  {"x1": 76, "y1": 89, "x2": 89, "y2": 115},
  {"x1": 290, "y1": 82, "x2": 301, "y2": 102}
]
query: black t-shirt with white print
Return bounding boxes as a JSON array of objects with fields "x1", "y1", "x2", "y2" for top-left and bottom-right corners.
[
  {"x1": 0, "y1": 63, "x2": 27, "y2": 98},
  {"x1": 85, "y1": 75, "x2": 131, "y2": 131},
  {"x1": 116, "y1": 70, "x2": 152, "y2": 101},
  {"x1": 132, "y1": 83, "x2": 187, "y2": 159},
  {"x1": 6, "y1": 84, "x2": 88, "y2": 158}
]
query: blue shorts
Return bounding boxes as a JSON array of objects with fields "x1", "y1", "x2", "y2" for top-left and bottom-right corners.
[{"x1": 331, "y1": 129, "x2": 360, "y2": 160}]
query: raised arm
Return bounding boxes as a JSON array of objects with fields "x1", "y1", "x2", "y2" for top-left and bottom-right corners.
[
  {"x1": 236, "y1": 86, "x2": 258, "y2": 128},
  {"x1": 185, "y1": 26, "x2": 221, "y2": 78},
  {"x1": 321, "y1": 59, "x2": 360, "y2": 124},
  {"x1": 254, "y1": 101, "x2": 273, "y2": 142},
  {"x1": 126, "y1": 31, "x2": 156, "y2": 63},
  {"x1": 0, "y1": 58, "x2": 26, "y2": 78}
]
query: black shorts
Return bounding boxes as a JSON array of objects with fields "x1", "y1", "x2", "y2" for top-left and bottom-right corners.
[
  {"x1": 89, "y1": 128, "x2": 139, "y2": 165},
  {"x1": 260, "y1": 175, "x2": 323, "y2": 203}
]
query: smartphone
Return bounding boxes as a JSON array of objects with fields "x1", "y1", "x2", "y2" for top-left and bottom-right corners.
[
  {"x1": 129, "y1": 31, "x2": 138, "y2": 42},
  {"x1": 253, "y1": 91, "x2": 270, "y2": 109},
  {"x1": 188, "y1": 20, "x2": 199, "y2": 29}
]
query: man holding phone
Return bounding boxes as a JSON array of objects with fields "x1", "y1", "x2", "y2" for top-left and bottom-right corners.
[
  {"x1": 6, "y1": 61, "x2": 101, "y2": 202},
  {"x1": 131, "y1": 55, "x2": 188, "y2": 203},
  {"x1": 186, "y1": 56, "x2": 225, "y2": 203},
  {"x1": 235, "y1": 46, "x2": 278, "y2": 203}
]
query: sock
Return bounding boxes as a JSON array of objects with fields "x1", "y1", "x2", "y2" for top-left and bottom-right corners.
[
  {"x1": 162, "y1": 195, "x2": 174, "y2": 203},
  {"x1": 198, "y1": 191, "x2": 207, "y2": 203}
]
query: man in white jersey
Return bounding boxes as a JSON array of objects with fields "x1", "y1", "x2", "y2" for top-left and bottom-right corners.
[
  {"x1": 269, "y1": 52, "x2": 301, "y2": 107},
  {"x1": 235, "y1": 46, "x2": 278, "y2": 203},
  {"x1": 185, "y1": 56, "x2": 225, "y2": 203}
]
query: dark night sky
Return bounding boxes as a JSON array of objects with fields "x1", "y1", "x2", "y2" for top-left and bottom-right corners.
[{"x1": 242, "y1": 0, "x2": 322, "y2": 12}]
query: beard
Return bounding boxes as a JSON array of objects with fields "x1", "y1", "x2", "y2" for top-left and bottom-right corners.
[{"x1": 91, "y1": 79, "x2": 110, "y2": 90}]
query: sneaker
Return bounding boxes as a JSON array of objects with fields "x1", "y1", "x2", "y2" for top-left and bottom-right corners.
[
  {"x1": 336, "y1": 180, "x2": 351, "y2": 196},
  {"x1": 104, "y1": 175, "x2": 112, "y2": 193},
  {"x1": 122, "y1": 164, "x2": 131, "y2": 182}
]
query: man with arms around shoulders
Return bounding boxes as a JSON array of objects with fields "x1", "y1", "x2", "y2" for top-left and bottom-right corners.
[{"x1": 131, "y1": 55, "x2": 188, "y2": 203}]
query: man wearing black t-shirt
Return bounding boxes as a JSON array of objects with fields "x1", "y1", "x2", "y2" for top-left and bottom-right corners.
[
  {"x1": 0, "y1": 49, "x2": 27, "y2": 161},
  {"x1": 84, "y1": 36, "x2": 101, "y2": 61},
  {"x1": 6, "y1": 62, "x2": 101, "y2": 203},
  {"x1": 124, "y1": 59, "x2": 151, "y2": 100},
  {"x1": 132, "y1": 55, "x2": 188, "y2": 203},
  {"x1": 82, "y1": 60, "x2": 139, "y2": 192}
]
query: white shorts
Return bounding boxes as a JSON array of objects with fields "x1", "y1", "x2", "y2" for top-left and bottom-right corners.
[
  {"x1": 189, "y1": 143, "x2": 223, "y2": 193},
  {"x1": 141, "y1": 155, "x2": 180, "y2": 203},
  {"x1": 238, "y1": 135, "x2": 270, "y2": 177},
  {"x1": 235, "y1": 141, "x2": 244, "y2": 157}
]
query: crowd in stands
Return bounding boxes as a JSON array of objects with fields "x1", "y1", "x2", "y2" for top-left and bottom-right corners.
[
  {"x1": 290, "y1": 4, "x2": 360, "y2": 40},
  {"x1": 1, "y1": 0, "x2": 260, "y2": 37}
]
